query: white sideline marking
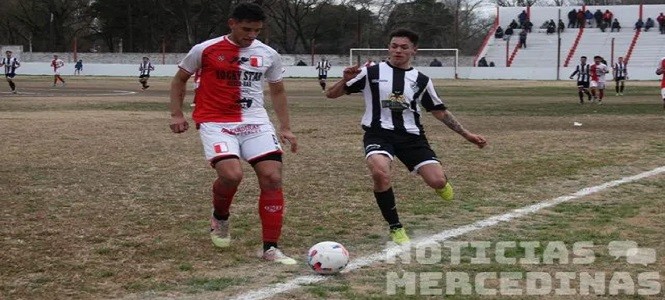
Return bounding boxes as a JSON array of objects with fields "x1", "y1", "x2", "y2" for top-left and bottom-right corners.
[{"x1": 230, "y1": 166, "x2": 665, "y2": 300}]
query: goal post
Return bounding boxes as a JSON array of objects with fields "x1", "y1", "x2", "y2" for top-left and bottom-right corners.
[{"x1": 349, "y1": 48, "x2": 459, "y2": 79}]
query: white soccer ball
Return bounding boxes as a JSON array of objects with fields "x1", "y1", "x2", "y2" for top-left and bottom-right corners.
[{"x1": 307, "y1": 241, "x2": 349, "y2": 275}]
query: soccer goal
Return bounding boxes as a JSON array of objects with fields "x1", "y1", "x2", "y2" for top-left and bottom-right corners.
[{"x1": 349, "y1": 48, "x2": 459, "y2": 78}]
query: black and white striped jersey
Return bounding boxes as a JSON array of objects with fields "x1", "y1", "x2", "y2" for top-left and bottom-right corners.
[
  {"x1": 571, "y1": 63, "x2": 590, "y2": 82},
  {"x1": 2, "y1": 57, "x2": 20, "y2": 75},
  {"x1": 316, "y1": 60, "x2": 330, "y2": 76},
  {"x1": 614, "y1": 62, "x2": 627, "y2": 78},
  {"x1": 139, "y1": 62, "x2": 154, "y2": 76},
  {"x1": 344, "y1": 62, "x2": 447, "y2": 135}
]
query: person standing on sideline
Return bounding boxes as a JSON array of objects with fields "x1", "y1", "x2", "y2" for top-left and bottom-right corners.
[
  {"x1": 656, "y1": 56, "x2": 665, "y2": 110},
  {"x1": 325, "y1": 29, "x2": 487, "y2": 245},
  {"x1": 51, "y1": 55, "x2": 66, "y2": 87},
  {"x1": 316, "y1": 57, "x2": 331, "y2": 92},
  {"x1": 139, "y1": 57, "x2": 155, "y2": 90},
  {"x1": 519, "y1": 29, "x2": 527, "y2": 48},
  {"x1": 169, "y1": 3, "x2": 299, "y2": 264},
  {"x1": 569, "y1": 56, "x2": 592, "y2": 104},
  {"x1": 613, "y1": 57, "x2": 628, "y2": 96},
  {"x1": 589, "y1": 55, "x2": 609, "y2": 104},
  {"x1": 1, "y1": 50, "x2": 20, "y2": 94},
  {"x1": 74, "y1": 59, "x2": 83, "y2": 75}
]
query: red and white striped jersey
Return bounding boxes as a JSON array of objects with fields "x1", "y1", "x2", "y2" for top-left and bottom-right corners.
[
  {"x1": 178, "y1": 35, "x2": 284, "y2": 124},
  {"x1": 590, "y1": 63, "x2": 608, "y2": 82},
  {"x1": 51, "y1": 59, "x2": 64, "y2": 72}
]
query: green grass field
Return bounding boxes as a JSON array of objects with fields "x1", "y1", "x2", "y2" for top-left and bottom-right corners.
[{"x1": 1, "y1": 77, "x2": 664, "y2": 299}]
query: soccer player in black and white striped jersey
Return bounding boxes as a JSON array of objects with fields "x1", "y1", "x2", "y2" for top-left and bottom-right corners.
[
  {"x1": 613, "y1": 56, "x2": 628, "y2": 96},
  {"x1": 569, "y1": 56, "x2": 592, "y2": 104},
  {"x1": 315, "y1": 57, "x2": 331, "y2": 92},
  {"x1": 139, "y1": 56, "x2": 155, "y2": 90},
  {"x1": 326, "y1": 29, "x2": 487, "y2": 245},
  {"x1": 1, "y1": 50, "x2": 20, "y2": 94}
]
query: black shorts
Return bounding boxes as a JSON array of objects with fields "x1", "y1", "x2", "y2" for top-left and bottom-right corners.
[
  {"x1": 615, "y1": 76, "x2": 625, "y2": 81},
  {"x1": 139, "y1": 75, "x2": 150, "y2": 79},
  {"x1": 577, "y1": 81, "x2": 589, "y2": 88},
  {"x1": 5, "y1": 73, "x2": 16, "y2": 79},
  {"x1": 363, "y1": 128, "x2": 439, "y2": 172},
  {"x1": 318, "y1": 75, "x2": 327, "y2": 80}
]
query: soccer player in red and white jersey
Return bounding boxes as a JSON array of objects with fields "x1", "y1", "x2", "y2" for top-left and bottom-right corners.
[
  {"x1": 50, "y1": 55, "x2": 66, "y2": 87},
  {"x1": 169, "y1": 3, "x2": 298, "y2": 264},
  {"x1": 656, "y1": 57, "x2": 665, "y2": 110},
  {"x1": 589, "y1": 55, "x2": 609, "y2": 104}
]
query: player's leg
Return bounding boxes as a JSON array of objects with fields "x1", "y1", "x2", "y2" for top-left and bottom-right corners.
[
  {"x1": 598, "y1": 83, "x2": 605, "y2": 103},
  {"x1": 576, "y1": 85, "x2": 584, "y2": 103},
  {"x1": 615, "y1": 78, "x2": 620, "y2": 95},
  {"x1": 619, "y1": 79, "x2": 625, "y2": 95},
  {"x1": 241, "y1": 124, "x2": 296, "y2": 264},
  {"x1": 318, "y1": 76, "x2": 326, "y2": 91},
  {"x1": 661, "y1": 88, "x2": 665, "y2": 110},
  {"x1": 589, "y1": 81, "x2": 598, "y2": 102},
  {"x1": 394, "y1": 136, "x2": 453, "y2": 201},
  {"x1": 200, "y1": 123, "x2": 243, "y2": 248}
]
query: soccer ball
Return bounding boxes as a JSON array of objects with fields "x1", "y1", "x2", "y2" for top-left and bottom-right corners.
[{"x1": 307, "y1": 241, "x2": 349, "y2": 275}]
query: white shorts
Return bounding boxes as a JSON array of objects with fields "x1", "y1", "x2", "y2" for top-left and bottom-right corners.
[
  {"x1": 199, "y1": 122, "x2": 282, "y2": 164},
  {"x1": 661, "y1": 88, "x2": 665, "y2": 100},
  {"x1": 590, "y1": 80, "x2": 605, "y2": 89},
  {"x1": 54, "y1": 70, "x2": 61, "y2": 76}
]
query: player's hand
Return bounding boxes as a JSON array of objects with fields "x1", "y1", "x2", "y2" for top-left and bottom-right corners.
[
  {"x1": 465, "y1": 133, "x2": 487, "y2": 149},
  {"x1": 569, "y1": 76, "x2": 573, "y2": 80},
  {"x1": 342, "y1": 65, "x2": 361, "y2": 81},
  {"x1": 279, "y1": 129, "x2": 298, "y2": 153},
  {"x1": 170, "y1": 115, "x2": 189, "y2": 133},
  {"x1": 657, "y1": 68, "x2": 663, "y2": 75}
]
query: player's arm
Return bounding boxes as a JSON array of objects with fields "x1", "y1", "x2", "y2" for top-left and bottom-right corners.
[
  {"x1": 268, "y1": 81, "x2": 297, "y2": 153},
  {"x1": 431, "y1": 109, "x2": 487, "y2": 148},
  {"x1": 169, "y1": 69, "x2": 191, "y2": 133},
  {"x1": 569, "y1": 68, "x2": 578, "y2": 79},
  {"x1": 326, "y1": 65, "x2": 361, "y2": 99}
]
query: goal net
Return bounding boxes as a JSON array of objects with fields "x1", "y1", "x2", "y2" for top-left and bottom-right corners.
[{"x1": 349, "y1": 48, "x2": 459, "y2": 79}]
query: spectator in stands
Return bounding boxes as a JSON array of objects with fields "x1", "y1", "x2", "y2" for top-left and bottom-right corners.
[
  {"x1": 546, "y1": 20, "x2": 556, "y2": 35},
  {"x1": 495, "y1": 26, "x2": 504, "y2": 39},
  {"x1": 635, "y1": 18, "x2": 644, "y2": 31},
  {"x1": 577, "y1": 9, "x2": 586, "y2": 28},
  {"x1": 585, "y1": 10, "x2": 593, "y2": 27},
  {"x1": 645, "y1": 18, "x2": 655, "y2": 32},
  {"x1": 509, "y1": 19, "x2": 519, "y2": 30},
  {"x1": 518, "y1": 10, "x2": 528, "y2": 27},
  {"x1": 558, "y1": 19, "x2": 565, "y2": 33},
  {"x1": 523, "y1": 19, "x2": 533, "y2": 33},
  {"x1": 658, "y1": 13, "x2": 665, "y2": 34},
  {"x1": 429, "y1": 58, "x2": 443, "y2": 67},
  {"x1": 296, "y1": 60, "x2": 307, "y2": 66},
  {"x1": 599, "y1": 20, "x2": 608, "y2": 32},
  {"x1": 489, "y1": 61, "x2": 495, "y2": 67},
  {"x1": 603, "y1": 10, "x2": 613, "y2": 28},
  {"x1": 611, "y1": 18, "x2": 621, "y2": 32},
  {"x1": 539, "y1": 21, "x2": 549, "y2": 30},
  {"x1": 505, "y1": 26, "x2": 514, "y2": 37},
  {"x1": 477, "y1": 57, "x2": 488, "y2": 67},
  {"x1": 568, "y1": 8, "x2": 577, "y2": 28},
  {"x1": 594, "y1": 9, "x2": 603, "y2": 28},
  {"x1": 519, "y1": 30, "x2": 527, "y2": 48},
  {"x1": 74, "y1": 59, "x2": 83, "y2": 75}
]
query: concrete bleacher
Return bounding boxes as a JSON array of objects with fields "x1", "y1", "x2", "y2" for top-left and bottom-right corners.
[{"x1": 476, "y1": 4, "x2": 665, "y2": 78}]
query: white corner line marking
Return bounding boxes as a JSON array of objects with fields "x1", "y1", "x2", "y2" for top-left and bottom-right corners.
[{"x1": 230, "y1": 166, "x2": 665, "y2": 300}]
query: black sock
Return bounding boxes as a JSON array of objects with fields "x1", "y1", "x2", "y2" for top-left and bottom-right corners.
[
  {"x1": 263, "y1": 242, "x2": 278, "y2": 252},
  {"x1": 585, "y1": 91, "x2": 591, "y2": 100},
  {"x1": 9, "y1": 81, "x2": 15, "y2": 90},
  {"x1": 620, "y1": 83, "x2": 624, "y2": 93},
  {"x1": 578, "y1": 91, "x2": 583, "y2": 102},
  {"x1": 212, "y1": 211, "x2": 229, "y2": 221},
  {"x1": 374, "y1": 188, "x2": 401, "y2": 229}
]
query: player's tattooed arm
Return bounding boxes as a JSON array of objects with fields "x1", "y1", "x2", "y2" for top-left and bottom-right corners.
[{"x1": 439, "y1": 110, "x2": 467, "y2": 136}]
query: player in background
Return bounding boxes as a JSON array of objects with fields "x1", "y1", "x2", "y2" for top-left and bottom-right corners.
[
  {"x1": 589, "y1": 55, "x2": 609, "y2": 104},
  {"x1": 51, "y1": 55, "x2": 66, "y2": 87},
  {"x1": 656, "y1": 56, "x2": 665, "y2": 110},
  {"x1": 169, "y1": 3, "x2": 298, "y2": 264},
  {"x1": 569, "y1": 56, "x2": 591, "y2": 104},
  {"x1": 1, "y1": 50, "x2": 20, "y2": 94},
  {"x1": 316, "y1": 57, "x2": 331, "y2": 92},
  {"x1": 325, "y1": 29, "x2": 487, "y2": 245},
  {"x1": 74, "y1": 59, "x2": 83, "y2": 75},
  {"x1": 139, "y1": 57, "x2": 155, "y2": 90},
  {"x1": 613, "y1": 56, "x2": 628, "y2": 96}
]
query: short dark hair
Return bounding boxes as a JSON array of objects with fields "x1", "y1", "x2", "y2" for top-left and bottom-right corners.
[
  {"x1": 389, "y1": 28, "x2": 419, "y2": 46},
  {"x1": 231, "y1": 3, "x2": 266, "y2": 22},
  {"x1": 580, "y1": 56, "x2": 587, "y2": 59},
  {"x1": 593, "y1": 55, "x2": 602, "y2": 60}
]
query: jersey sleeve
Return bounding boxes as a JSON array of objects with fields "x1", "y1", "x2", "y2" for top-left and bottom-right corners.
[
  {"x1": 344, "y1": 67, "x2": 367, "y2": 94},
  {"x1": 178, "y1": 43, "x2": 203, "y2": 75},
  {"x1": 265, "y1": 51, "x2": 284, "y2": 83},
  {"x1": 420, "y1": 79, "x2": 447, "y2": 112}
]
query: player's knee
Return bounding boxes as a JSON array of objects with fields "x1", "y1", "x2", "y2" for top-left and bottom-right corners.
[
  {"x1": 258, "y1": 171, "x2": 282, "y2": 190},
  {"x1": 425, "y1": 177, "x2": 447, "y2": 189},
  {"x1": 370, "y1": 168, "x2": 391, "y2": 188}
]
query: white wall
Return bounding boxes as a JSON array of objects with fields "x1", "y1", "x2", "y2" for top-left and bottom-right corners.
[{"x1": 15, "y1": 63, "x2": 660, "y2": 81}]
